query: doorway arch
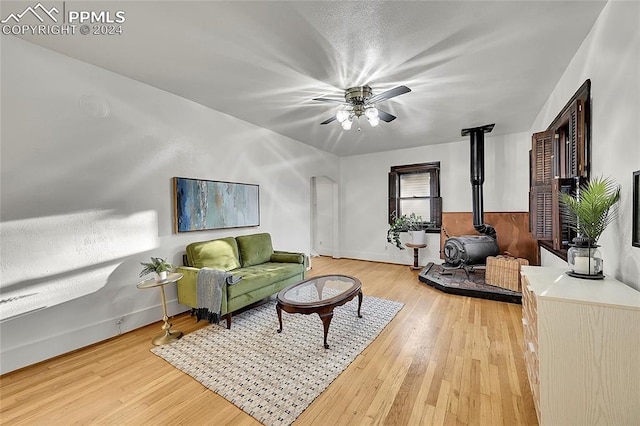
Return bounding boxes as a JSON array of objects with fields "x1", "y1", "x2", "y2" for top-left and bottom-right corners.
[{"x1": 310, "y1": 176, "x2": 340, "y2": 258}]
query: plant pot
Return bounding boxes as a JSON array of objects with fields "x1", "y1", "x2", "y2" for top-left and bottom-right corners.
[
  {"x1": 567, "y1": 243, "x2": 603, "y2": 279},
  {"x1": 409, "y1": 230, "x2": 426, "y2": 245},
  {"x1": 156, "y1": 271, "x2": 168, "y2": 281}
]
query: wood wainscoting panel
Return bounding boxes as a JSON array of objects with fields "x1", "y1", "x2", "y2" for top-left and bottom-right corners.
[{"x1": 441, "y1": 212, "x2": 539, "y2": 265}]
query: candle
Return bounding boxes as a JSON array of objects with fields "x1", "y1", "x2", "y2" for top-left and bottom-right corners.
[{"x1": 573, "y1": 256, "x2": 596, "y2": 274}]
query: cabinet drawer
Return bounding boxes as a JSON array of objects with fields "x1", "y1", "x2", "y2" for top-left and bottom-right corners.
[
  {"x1": 522, "y1": 282, "x2": 538, "y2": 345},
  {"x1": 521, "y1": 275, "x2": 540, "y2": 421}
]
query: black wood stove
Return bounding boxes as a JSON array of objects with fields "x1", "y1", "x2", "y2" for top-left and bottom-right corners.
[{"x1": 442, "y1": 124, "x2": 500, "y2": 268}]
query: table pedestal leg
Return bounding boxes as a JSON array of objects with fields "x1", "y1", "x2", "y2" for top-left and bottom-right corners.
[
  {"x1": 411, "y1": 247, "x2": 421, "y2": 270},
  {"x1": 319, "y1": 311, "x2": 334, "y2": 349},
  {"x1": 276, "y1": 303, "x2": 283, "y2": 333},
  {"x1": 152, "y1": 285, "x2": 183, "y2": 345}
]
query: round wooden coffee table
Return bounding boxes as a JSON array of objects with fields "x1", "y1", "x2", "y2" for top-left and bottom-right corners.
[{"x1": 276, "y1": 274, "x2": 362, "y2": 349}]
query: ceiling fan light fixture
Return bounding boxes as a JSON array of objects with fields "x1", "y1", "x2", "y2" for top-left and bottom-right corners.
[
  {"x1": 365, "y1": 106, "x2": 379, "y2": 119},
  {"x1": 336, "y1": 110, "x2": 350, "y2": 123},
  {"x1": 314, "y1": 84, "x2": 410, "y2": 130}
]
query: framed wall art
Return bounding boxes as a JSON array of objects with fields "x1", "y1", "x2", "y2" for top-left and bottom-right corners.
[
  {"x1": 173, "y1": 177, "x2": 260, "y2": 232},
  {"x1": 633, "y1": 170, "x2": 640, "y2": 247}
]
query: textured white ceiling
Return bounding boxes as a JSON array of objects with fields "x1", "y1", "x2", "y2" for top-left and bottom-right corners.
[{"x1": 9, "y1": 1, "x2": 607, "y2": 156}]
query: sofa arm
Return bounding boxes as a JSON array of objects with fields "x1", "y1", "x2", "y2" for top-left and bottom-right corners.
[
  {"x1": 176, "y1": 266, "x2": 199, "y2": 308},
  {"x1": 176, "y1": 266, "x2": 230, "y2": 313},
  {"x1": 271, "y1": 251, "x2": 305, "y2": 265}
]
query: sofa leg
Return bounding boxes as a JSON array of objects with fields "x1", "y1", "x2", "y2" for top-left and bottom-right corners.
[{"x1": 225, "y1": 313, "x2": 232, "y2": 329}]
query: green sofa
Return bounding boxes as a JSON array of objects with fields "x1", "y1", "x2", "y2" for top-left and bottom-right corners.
[{"x1": 177, "y1": 233, "x2": 306, "y2": 328}]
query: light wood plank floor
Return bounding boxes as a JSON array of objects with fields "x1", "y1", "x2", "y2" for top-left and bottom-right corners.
[{"x1": 0, "y1": 257, "x2": 538, "y2": 425}]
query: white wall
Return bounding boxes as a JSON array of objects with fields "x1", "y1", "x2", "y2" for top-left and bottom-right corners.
[
  {"x1": 339, "y1": 132, "x2": 530, "y2": 266},
  {"x1": 0, "y1": 37, "x2": 340, "y2": 373},
  {"x1": 312, "y1": 177, "x2": 336, "y2": 256},
  {"x1": 529, "y1": 1, "x2": 640, "y2": 290}
]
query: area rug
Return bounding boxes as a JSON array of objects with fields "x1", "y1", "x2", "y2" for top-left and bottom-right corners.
[{"x1": 151, "y1": 295, "x2": 403, "y2": 426}]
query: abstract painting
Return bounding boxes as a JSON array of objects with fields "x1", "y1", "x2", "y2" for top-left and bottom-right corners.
[{"x1": 173, "y1": 177, "x2": 259, "y2": 232}]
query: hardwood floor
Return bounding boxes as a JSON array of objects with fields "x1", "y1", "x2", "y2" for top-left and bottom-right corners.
[{"x1": 0, "y1": 257, "x2": 538, "y2": 425}]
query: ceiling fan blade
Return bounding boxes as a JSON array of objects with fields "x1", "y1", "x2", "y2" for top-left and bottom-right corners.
[
  {"x1": 320, "y1": 115, "x2": 338, "y2": 125},
  {"x1": 368, "y1": 85, "x2": 411, "y2": 104},
  {"x1": 377, "y1": 109, "x2": 397, "y2": 122},
  {"x1": 313, "y1": 97, "x2": 347, "y2": 105}
]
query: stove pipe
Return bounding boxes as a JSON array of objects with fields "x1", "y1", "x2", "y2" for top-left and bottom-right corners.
[{"x1": 461, "y1": 123, "x2": 496, "y2": 239}]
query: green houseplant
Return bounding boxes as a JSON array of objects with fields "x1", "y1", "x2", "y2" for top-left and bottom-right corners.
[
  {"x1": 559, "y1": 176, "x2": 621, "y2": 277},
  {"x1": 140, "y1": 257, "x2": 174, "y2": 280},
  {"x1": 387, "y1": 212, "x2": 426, "y2": 250}
]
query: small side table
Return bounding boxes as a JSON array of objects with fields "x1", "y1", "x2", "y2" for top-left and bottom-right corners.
[
  {"x1": 137, "y1": 272, "x2": 184, "y2": 345},
  {"x1": 405, "y1": 243, "x2": 427, "y2": 270}
]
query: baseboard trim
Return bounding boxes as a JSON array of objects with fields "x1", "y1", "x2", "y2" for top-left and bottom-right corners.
[
  {"x1": 338, "y1": 249, "x2": 441, "y2": 267},
  {"x1": 0, "y1": 299, "x2": 189, "y2": 375}
]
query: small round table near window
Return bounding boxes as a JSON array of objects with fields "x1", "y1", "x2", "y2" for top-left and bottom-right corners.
[{"x1": 405, "y1": 243, "x2": 427, "y2": 270}]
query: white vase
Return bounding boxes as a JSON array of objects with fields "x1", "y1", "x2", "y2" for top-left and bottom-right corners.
[
  {"x1": 410, "y1": 230, "x2": 426, "y2": 245},
  {"x1": 156, "y1": 271, "x2": 168, "y2": 281}
]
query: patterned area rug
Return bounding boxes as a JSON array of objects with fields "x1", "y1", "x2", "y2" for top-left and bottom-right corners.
[{"x1": 152, "y1": 296, "x2": 403, "y2": 426}]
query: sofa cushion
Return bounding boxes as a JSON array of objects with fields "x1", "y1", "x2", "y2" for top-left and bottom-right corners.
[
  {"x1": 227, "y1": 262, "x2": 304, "y2": 299},
  {"x1": 271, "y1": 252, "x2": 305, "y2": 264},
  {"x1": 236, "y1": 233, "x2": 274, "y2": 267},
  {"x1": 185, "y1": 237, "x2": 241, "y2": 271}
]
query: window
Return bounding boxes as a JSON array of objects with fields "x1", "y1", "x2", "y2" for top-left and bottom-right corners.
[
  {"x1": 529, "y1": 80, "x2": 590, "y2": 255},
  {"x1": 388, "y1": 162, "x2": 442, "y2": 231}
]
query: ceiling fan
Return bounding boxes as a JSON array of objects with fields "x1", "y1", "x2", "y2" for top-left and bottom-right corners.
[{"x1": 313, "y1": 85, "x2": 411, "y2": 130}]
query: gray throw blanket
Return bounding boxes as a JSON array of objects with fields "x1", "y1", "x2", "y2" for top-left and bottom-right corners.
[{"x1": 196, "y1": 268, "x2": 242, "y2": 324}]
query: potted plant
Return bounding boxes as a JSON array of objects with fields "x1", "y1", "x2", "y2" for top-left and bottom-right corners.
[
  {"x1": 387, "y1": 212, "x2": 426, "y2": 249},
  {"x1": 140, "y1": 257, "x2": 174, "y2": 281},
  {"x1": 559, "y1": 176, "x2": 621, "y2": 278}
]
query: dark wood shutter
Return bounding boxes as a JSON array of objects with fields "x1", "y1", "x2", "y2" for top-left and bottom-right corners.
[
  {"x1": 529, "y1": 80, "x2": 590, "y2": 255},
  {"x1": 530, "y1": 130, "x2": 554, "y2": 240},
  {"x1": 388, "y1": 171, "x2": 399, "y2": 224},
  {"x1": 554, "y1": 98, "x2": 586, "y2": 179},
  {"x1": 568, "y1": 99, "x2": 585, "y2": 177},
  {"x1": 531, "y1": 187, "x2": 553, "y2": 239},
  {"x1": 431, "y1": 196, "x2": 442, "y2": 227},
  {"x1": 554, "y1": 178, "x2": 580, "y2": 249}
]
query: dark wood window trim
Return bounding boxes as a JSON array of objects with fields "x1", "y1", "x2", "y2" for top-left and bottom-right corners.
[
  {"x1": 633, "y1": 170, "x2": 640, "y2": 248},
  {"x1": 529, "y1": 80, "x2": 591, "y2": 260},
  {"x1": 389, "y1": 162, "x2": 442, "y2": 233}
]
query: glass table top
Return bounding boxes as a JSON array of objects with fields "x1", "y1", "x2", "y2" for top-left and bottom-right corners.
[
  {"x1": 280, "y1": 275, "x2": 359, "y2": 304},
  {"x1": 136, "y1": 272, "x2": 183, "y2": 289}
]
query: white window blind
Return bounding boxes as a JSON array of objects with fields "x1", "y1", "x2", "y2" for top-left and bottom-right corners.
[
  {"x1": 399, "y1": 172, "x2": 431, "y2": 220},
  {"x1": 400, "y1": 173, "x2": 431, "y2": 197}
]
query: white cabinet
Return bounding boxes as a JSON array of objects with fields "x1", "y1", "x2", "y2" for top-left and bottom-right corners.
[{"x1": 521, "y1": 266, "x2": 640, "y2": 426}]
